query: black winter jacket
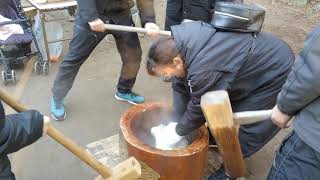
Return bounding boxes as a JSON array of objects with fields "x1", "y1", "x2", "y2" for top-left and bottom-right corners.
[
  {"x1": 171, "y1": 22, "x2": 294, "y2": 135},
  {"x1": 0, "y1": 101, "x2": 43, "y2": 179},
  {"x1": 77, "y1": 0, "x2": 155, "y2": 27}
]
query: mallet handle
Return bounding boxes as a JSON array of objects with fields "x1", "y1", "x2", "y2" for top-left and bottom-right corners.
[
  {"x1": 0, "y1": 88, "x2": 112, "y2": 178},
  {"x1": 233, "y1": 110, "x2": 272, "y2": 124},
  {"x1": 104, "y1": 24, "x2": 172, "y2": 36}
]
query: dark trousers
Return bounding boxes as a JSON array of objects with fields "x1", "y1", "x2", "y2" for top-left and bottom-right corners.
[
  {"x1": 239, "y1": 119, "x2": 280, "y2": 158},
  {"x1": 52, "y1": 10, "x2": 142, "y2": 101},
  {"x1": 267, "y1": 131, "x2": 320, "y2": 180},
  {"x1": 165, "y1": 0, "x2": 183, "y2": 31}
]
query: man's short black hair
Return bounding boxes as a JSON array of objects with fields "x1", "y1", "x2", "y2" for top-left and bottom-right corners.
[{"x1": 146, "y1": 37, "x2": 179, "y2": 75}]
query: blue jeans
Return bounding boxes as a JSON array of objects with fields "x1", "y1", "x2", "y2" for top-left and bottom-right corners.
[{"x1": 267, "y1": 131, "x2": 320, "y2": 180}]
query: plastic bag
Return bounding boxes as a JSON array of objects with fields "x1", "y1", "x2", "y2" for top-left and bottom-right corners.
[{"x1": 34, "y1": 14, "x2": 63, "y2": 62}]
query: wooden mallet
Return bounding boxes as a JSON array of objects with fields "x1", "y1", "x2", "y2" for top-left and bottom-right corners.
[
  {"x1": 201, "y1": 90, "x2": 272, "y2": 178},
  {"x1": 0, "y1": 88, "x2": 141, "y2": 180},
  {"x1": 104, "y1": 24, "x2": 172, "y2": 36}
]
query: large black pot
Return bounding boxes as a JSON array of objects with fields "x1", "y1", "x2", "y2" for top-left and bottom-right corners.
[{"x1": 211, "y1": 2, "x2": 265, "y2": 33}]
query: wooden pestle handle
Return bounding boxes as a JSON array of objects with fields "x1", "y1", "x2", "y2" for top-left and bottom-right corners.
[
  {"x1": 233, "y1": 110, "x2": 272, "y2": 125},
  {"x1": 104, "y1": 24, "x2": 172, "y2": 36},
  {"x1": 0, "y1": 88, "x2": 112, "y2": 178},
  {"x1": 201, "y1": 90, "x2": 246, "y2": 178}
]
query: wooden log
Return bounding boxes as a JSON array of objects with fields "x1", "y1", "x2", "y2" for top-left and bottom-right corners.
[{"x1": 201, "y1": 91, "x2": 246, "y2": 178}]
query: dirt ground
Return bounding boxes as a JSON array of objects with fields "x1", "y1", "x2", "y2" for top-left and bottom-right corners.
[
  {"x1": 252, "y1": 0, "x2": 320, "y2": 54},
  {"x1": 1, "y1": 0, "x2": 319, "y2": 180}
]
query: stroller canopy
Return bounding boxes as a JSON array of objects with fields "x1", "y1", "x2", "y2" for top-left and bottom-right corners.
[
  {"x1": 0, "y1": 0, "x2": 19, "y2": 20},
  {"x1": 0, "y1": 0, "x2": 33, "y2": 45}
]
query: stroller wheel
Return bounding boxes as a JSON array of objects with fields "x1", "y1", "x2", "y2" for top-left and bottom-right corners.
[
  {"x1": 34, "y1": 61, "x2": 41, "y2": 75},
  {"x1": 1, "y1": 71, "x2": 7, "y2": 84},
  {"x1": 1, "y1": 70, "x2": 15, "y2": 85},
  {"x1": 42, "y1": 62, "x2": 49, "y2": 75}
]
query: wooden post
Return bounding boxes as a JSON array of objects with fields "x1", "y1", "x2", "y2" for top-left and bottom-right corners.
[{"x1": 201, "y1": 90, "x2": 246, "y2": 178}]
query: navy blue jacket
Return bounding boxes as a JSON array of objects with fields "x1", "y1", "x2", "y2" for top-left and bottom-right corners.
[{"x1": 171, "y1": 22, "x2": 294, "y2": 135}]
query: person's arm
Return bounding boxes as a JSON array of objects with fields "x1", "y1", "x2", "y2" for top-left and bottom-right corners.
[
  {"x1": 0, "y1": 110, "x2": 44, "y2": 156},
  {"x1": 277, "y1": 26, "x2": 320, "y2": 116},
  {"x1": 0, "y1": 156, "x2": 15, "y2": 179},
  {"x1": 136, "y1": 0, "x2": 156, "y2": 27},
  {"x1": 136, "y1": 0, "x2": 160, "y2": 36},
  {"x1": 172, "y1": 78, "x2": 190, "y2": 120},
  {"x1": 176, "y1": 72, "x2": 225, "y2": 136},
  {"x1": 77, "y1": 0, "x2": 98, "y2": 23},
  {"x1": 76, "y1": 0, "x2": 105, "y2": 32}
]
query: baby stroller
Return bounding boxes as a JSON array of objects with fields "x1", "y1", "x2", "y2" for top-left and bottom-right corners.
[{"x1": 0, "y1": 0, "x2": 49, "y2": 85}]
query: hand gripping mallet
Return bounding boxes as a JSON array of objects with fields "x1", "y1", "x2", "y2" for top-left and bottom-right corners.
[
  {"x1": 0, "y1": 88, "x2": 141, "y2": 180},
  {"x1": 104, "y1": 24, "x2": 172, "y2": 36}
]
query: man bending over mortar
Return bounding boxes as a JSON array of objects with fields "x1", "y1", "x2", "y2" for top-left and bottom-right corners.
[{"x1": 146, "y1": 3, "x2": 295, "y2": 179}]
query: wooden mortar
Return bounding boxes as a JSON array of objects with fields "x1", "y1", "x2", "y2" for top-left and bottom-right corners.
[{"x1": 120, "y1": 103, "x2": 209, "y2": 180}]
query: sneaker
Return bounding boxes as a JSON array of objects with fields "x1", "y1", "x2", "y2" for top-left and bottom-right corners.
[
  {"x1": 208, "y1": 167, "x2": 236, "y2": 180},
  {"x1": 115, "y1": 92, "x2": 145, "y2": 105},
  {"x1": 50, "y1": 97, "x2": 66, "y2": 121}
]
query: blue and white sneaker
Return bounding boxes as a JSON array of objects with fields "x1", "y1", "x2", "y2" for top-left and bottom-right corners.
[
  {"x1": 50, "y1": 97, "x2": 66, "y2": 121},
  {"x1": 115, "y1": 92, "x2": 145, "y2": 105}
]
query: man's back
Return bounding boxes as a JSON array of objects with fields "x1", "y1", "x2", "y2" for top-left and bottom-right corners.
[
  {"x1": 172, "y1": 21, "x2": 294, "y2": 111},
  {"x1": 170, "y1": 22, "x2": 294, "y2": 156},
  {"x1": 230, "y1": 33, "x2": 295, "y2": 111}
]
